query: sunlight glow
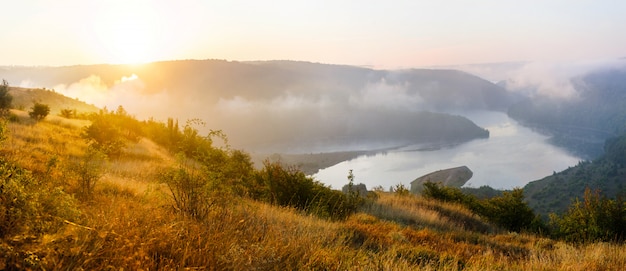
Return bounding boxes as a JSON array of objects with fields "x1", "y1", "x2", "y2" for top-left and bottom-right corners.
[{"x1": 91, "y1": 2, "x2": 163, "y2": 64}]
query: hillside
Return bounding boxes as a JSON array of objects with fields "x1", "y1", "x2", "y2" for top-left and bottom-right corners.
[
  {"x1": 9, "y1": 86, "x2": 99, "y2": 115},
  {"x1": 2, "y1": 104, "x2": 626, "y2": 269},
  {"x1": 524, "y1": 132, "x2": 626, "y2": 216},
  {"x1": 0, "y1": 60, "x2": 512, "y2": 152},
  {"x1": 508, "y1": 65, "x2": 626, "y2": 159}
]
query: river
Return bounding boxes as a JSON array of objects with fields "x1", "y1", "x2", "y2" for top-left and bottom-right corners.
[{"x1": 313, "y1": 111, "x2": 583, "y2": 191}]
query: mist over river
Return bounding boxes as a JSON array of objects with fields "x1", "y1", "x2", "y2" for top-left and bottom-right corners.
[{"x1": 313, "y1": 111, "x2": 583, "y2": 191}]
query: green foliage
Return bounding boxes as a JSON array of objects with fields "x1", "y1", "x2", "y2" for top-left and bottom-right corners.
[
  {"x1": 0, "y1": 119, "x2": 7, "y2": 143},
  {"x1": 422, "y1": 182, "x2": 538, "y2": 232},
  {"x1": 59, "y1": 108, "x2": 77, "y2": 119},
  {"x1": 254, "y1": 160, "x2": 357, "y2": 220},
  {"x1": 342, "y1": 170, "x2": 369, "y2": 207},
  {"x1": 392, "y1": 183, "x2": 411, "y2": 197},
  {"x1": 159, "y1": 155, "x2": 214, "y2": 219},
  {"x1": 482, "y1": 189, "x2": 536, "y2": 232},
  {"x1": 0, "y1": 158, "x2": 80, "y2": 238},
  {"x1": 550, "y1": 188, "x2": 626, "y2": 243},
  {"x1": 0, "y1": 79, "x2": 12, "y2": 116},
  {"x1": 142, "y1": 117, "x2": 182, "y2": 152},
  {"x1": 82, "y1": 106, "x2": 144, "y2": 157},
  {"x1": 83, "y1": 117, "x2": 126, "y2": 157},
  {"x1": 28, "y1": 102, "x2": 50, "y2": 121},
  {"x1": 525, "y1": 133, "x2": 626, "y2": 217},
  {"x1": 604, "y1": 135, "x2": 626, "y2": 166},
  {"x1": 422, "y1": 181, "x2": 478, "y2": 207},
  {"x1": 68, "y1": 147, "x2": 107, "y2": 197}
]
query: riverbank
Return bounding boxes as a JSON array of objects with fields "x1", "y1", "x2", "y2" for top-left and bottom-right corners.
[{"x1": 251, "y1": 150, "x2": 379, "y2": 175}]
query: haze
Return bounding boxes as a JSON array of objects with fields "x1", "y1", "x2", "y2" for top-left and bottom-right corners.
[{"x1": 2, "y1": 0, "x2": 625, "y2": 68}]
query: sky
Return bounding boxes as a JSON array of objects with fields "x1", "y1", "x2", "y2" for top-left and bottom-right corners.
[{"x1": 2, "y1": 0, "x2": 625, "y2": 68}]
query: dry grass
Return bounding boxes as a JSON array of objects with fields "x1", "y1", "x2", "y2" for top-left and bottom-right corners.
[
  {"x1": 2, "y1": 116, "x2": 626, "y2": 270},
  {"x1": 364, "y1": 193, "x2": 495, "y2": 233}
]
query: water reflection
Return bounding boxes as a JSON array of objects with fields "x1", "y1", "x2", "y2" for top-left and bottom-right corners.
[{"x1": 313, "y1": 111, "x2": 582, "y2": 191}]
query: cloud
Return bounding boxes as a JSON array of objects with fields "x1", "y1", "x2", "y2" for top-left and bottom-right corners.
[
  {"x1": 53, "y1": 74, "x2": 172, "y2": 119},
  {"x1": 348, "y1": 78, "x2": 423, "y2": 110},
  {"x1": 458, "y1": 59, "x2": 626, "y2": 99}
]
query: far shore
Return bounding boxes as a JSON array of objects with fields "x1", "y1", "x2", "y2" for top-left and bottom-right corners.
[
  {"x1": 249, "y1": 141, "x2": 464, "y2": 175},
  {"x1": 250, "y1": 150, "x2": 375, "y2": 175}
]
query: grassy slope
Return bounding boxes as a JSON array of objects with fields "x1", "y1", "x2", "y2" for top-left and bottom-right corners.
[
  {"x1": 2, "y1": 113, "x2": 626, "y2": 270},
  {"x1": 9, "y1": 87, "x2": 99, "y2": 115}
]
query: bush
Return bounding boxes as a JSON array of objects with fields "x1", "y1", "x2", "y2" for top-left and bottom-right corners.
[
  {"x1": 422, "y1": 181, "x2": 478, "y2": 208},
  {"x1": 68, "y1": 147, "x2": 107, "y2": 197},
  {"x1": 422, "y1": 182, "x2": 537, "y2": 232},
  {"x1": 550, "y1": 188, "x2": 626, "y2": 242},
  {"x1": 255, "y1": 160, "x2": 357, "y2": 220},
  {"x1": 28, "y1": 102, "x2": 50, "y2": 121},
  {"x1": 59, "y1": 108, "x2": 77, "y2": 119},
  {"x1": 82, "y1": 117, "x2": 127, "y2": 157},
  {"x1": 1, "y1": 158, "x2": 80, "y2": 238},
  {"x1": 159, "y1": 156, "x2": 215, "y2": 219},
  {"x1": 392, "y1": 183, "x2": 411, "y2": 197},
  {"x1": 482, "y1": 189, "x2": 536, "y2": 232},
  {"x1": 0, "y1": 79, "x2": 12, "y2": 117}
]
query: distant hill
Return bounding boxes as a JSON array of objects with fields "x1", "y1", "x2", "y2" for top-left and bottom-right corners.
[
  {"x1": 0, "y1": 60, "x2": 518, "y2": 112},
  {"x1": 507, "y1": 66, "x2": 626, "y2": 159},
  {"x1": 0, "y1": 60, "x2": 509, "y2": 152},
  {"x1": 524, "y1": 133, "x2": 626, "y2": 216},
  {"x1": 9, "y1": 87, "x2": 99, "y2": 115}
]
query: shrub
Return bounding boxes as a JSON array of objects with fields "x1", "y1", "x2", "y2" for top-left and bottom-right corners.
[
  {"x1": 28, "y1": 102, "x2": 50, "y2": 121},
  {"x1": 1, "y1": 158, "x2": 80, "y2": 238},
  {"x1": 59, "y1": 108, "x2": 77, "y2": 119},
  {"x1": 82, "y1": 117, "x2": 127, "y2": 157},
  {"x1": 392, "y1": 183, "x2": 411, "y2": 197},
  {"x1": 422, "y1": 181, "x2": 473, "y2": 205},
  {"x1": 68, "y1": 147, "x2": 107, "y2": 197},
  {"x1": 550, "y1": 188, "x2": 626, "y2": 242},
  {"x1": 482, "y1": 188, "x2": 536, "y2": 232},
  {"x1": 255, "y1": 160, "x2": 357, "y2": 220},
  {"x1": 159, "y1": 156, "x2": 214, "y2": 219},
  {"x1": 422, "y1": 182, "x2": 537, "y2": 232},
  {"x1": 0, "y1": 79, "x2": 12, "y2": 117}
]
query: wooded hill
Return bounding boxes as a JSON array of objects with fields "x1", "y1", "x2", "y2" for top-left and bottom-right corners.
[{"x1": 0, "y1": 60, "x2": 516, "y2": 152}]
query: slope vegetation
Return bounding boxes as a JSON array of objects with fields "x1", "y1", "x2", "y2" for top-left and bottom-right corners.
[
  {"x1": 525, "y1": 132, "x2": 626, "y2": 216},
  {"x1": 1, "y1": 108, "x2": 625, "y2": 270}
]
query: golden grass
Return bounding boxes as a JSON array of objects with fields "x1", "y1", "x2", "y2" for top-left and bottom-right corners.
[
  {"x1": 3, "y1": 117, "x2": 626, "y2": 270},
  {"x1": 364, "y1": 193, "x2": 495, "y2": 233}
]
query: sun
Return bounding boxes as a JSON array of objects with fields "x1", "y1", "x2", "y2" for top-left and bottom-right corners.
[{"x1": 91, "y1": 3, "x2": 162, "y2": 64}]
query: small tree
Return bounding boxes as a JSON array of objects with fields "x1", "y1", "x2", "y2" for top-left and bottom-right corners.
[
  {"x1": 68, "y1": 147, "x2": 107, "y2": 197},
  {"x1": 29, "y1": 102, "x2": 50, "y2": 121},
  {"x1": 392, "y1": 183, "x2": 411, "y2": 197},
  {"x1": 483, "y1": 188, "x2": 535, "y2": 232},
  {"x1": 0, "y1": 79, "x2": 12, "y2": 117},
  {"x1": 550, "y1": 188, "x2": 626, "y2": 242},
  {"x1": 59, "y1": 108, "x2": 76, "y2": 119},
  {"x1": 159, "y1": 155, "x2": 213, "y2": 219},
  {"x1": 83, "y1": 117, "x2": 126, "y2": 157}
]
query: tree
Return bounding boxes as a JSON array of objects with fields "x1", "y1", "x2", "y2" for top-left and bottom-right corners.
[
  {"x1": 29, "y1": 102, "x2": 50, "y2": 121},
  {"x1": 483, "y1": 188, "x2": 536, "y2": 232},
  {"x1": 0, "y1": 79, "x2": 12, "y2": 116},
  {"x1": 550, "y1": 188, "x2": 626, "y2": 242},
  {"x1": 59, "y1": 108, "x2": 77, "y2": 119},
  {"x1": 82, "y1": 117, "x2": 126, "y2": 157},
  {"x1": 68, "y1": 147, "x2": 107, "y2": 197}
]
